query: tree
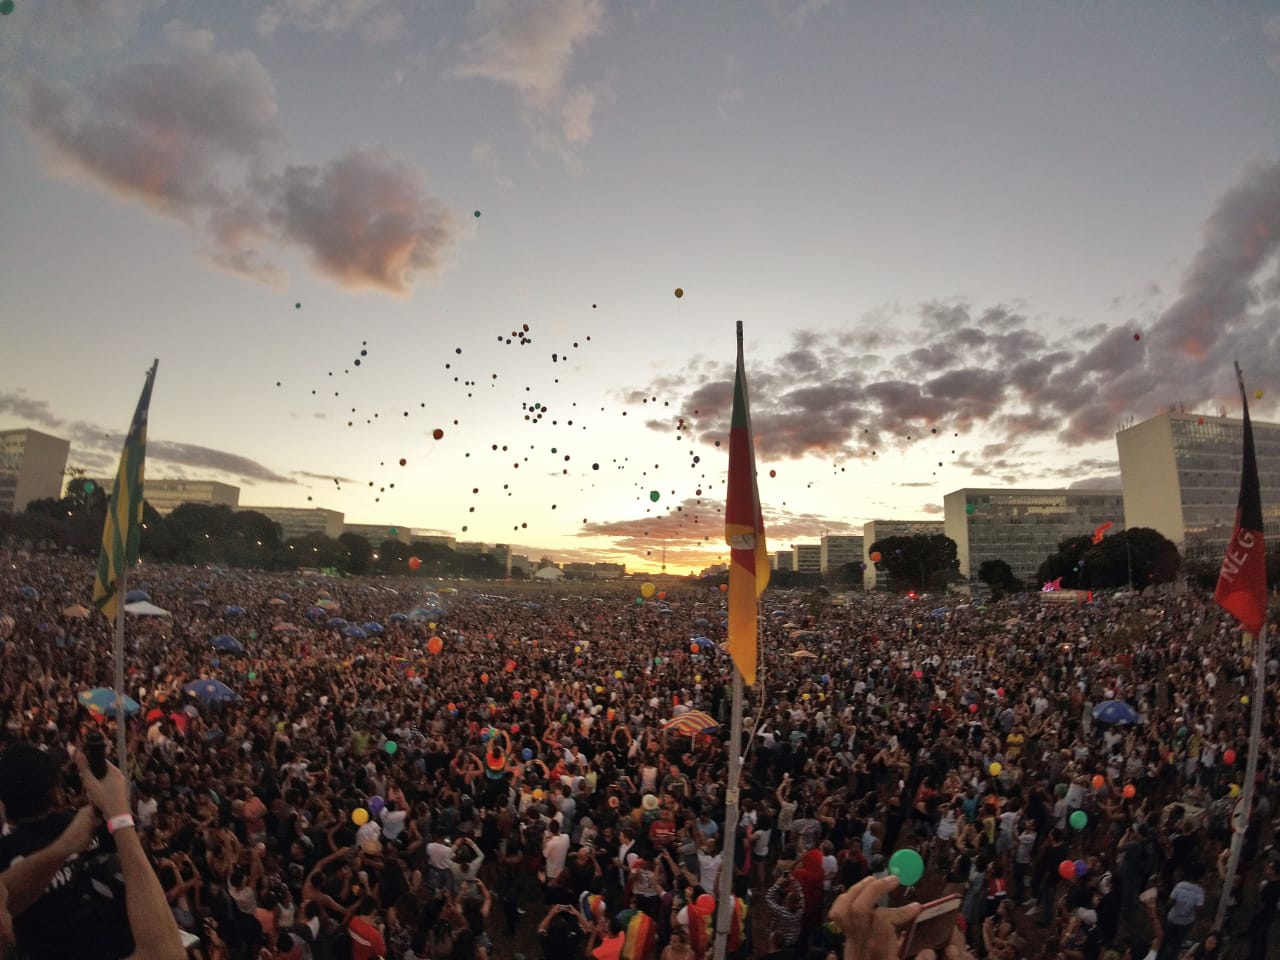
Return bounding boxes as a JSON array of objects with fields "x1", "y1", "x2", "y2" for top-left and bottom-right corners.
[
  {"x1": 1035, "y1": 535, "x2": 1093, "y2": 590},
  {"x1": 867, "y1": 534, "x2": 961, "y2": 592},
  {"x1": 337, "y1": 533, "x2": 372, "y2": 575},
  {"x1": 978, "y1": 558, "x2": 1019, "y2": 599},
  {"x1": 1037, "y1": 528, "x2": 1181, "y2": 591}
]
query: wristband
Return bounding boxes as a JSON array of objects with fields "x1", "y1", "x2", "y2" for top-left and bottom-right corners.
[{"x1": 107, "y1": 814, "x2": 137, "y2": 835}]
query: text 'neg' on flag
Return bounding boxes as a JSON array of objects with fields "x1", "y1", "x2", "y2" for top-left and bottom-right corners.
[
  {"x1": 93, "y1": 360, "x2": 158, "y2": 623},
  {"x1": 1214, "y1": 361, "x2": 1266, "y2": 635},
  {"x1": 725, "y1": 322, "x2": 769, "y2": 685}
]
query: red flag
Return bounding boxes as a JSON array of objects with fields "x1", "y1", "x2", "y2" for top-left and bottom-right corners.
[
  {"x1": 725, "y1": 322, "x2": 769, "y2": 685},
  {"x1": 1215, "y1": 364, "x2": 1267, "y2": 634},
  {"x1": 1091, "y1": 520, "x2": 1113, "y2": 545}
]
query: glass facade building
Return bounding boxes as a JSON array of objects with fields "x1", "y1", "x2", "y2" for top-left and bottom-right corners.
[
  {"x1": 944, "y1": 488, "x2": 1125, "y2": 583},
  {"x1": 1117, "y1": 411, "x2": 1280, "y2": 561}
]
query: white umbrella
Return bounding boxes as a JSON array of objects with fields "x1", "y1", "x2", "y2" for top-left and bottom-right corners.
[{"x1": 124, "y1": 601, "x2": 171, "y2": 617}]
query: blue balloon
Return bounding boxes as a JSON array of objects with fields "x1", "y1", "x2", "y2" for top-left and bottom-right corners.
[{"x1": 521, "y1": 747, "x2": 533, "y2": 761}]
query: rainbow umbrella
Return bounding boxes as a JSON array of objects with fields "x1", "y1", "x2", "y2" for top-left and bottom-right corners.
[{"x1": 662, "y1": 710, "x2": 719, "y2": 737}]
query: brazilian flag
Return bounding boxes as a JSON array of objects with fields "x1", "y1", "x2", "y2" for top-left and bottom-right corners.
[{"x1": 94, "y1": 362, "x2": 158, "y2": 622}]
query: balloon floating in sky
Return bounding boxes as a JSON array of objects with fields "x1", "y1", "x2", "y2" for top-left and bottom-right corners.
[
  {"x1": 432, "y1": 428, "x2": 444, "y2": 440},
  {"x1": 888, "y1": 848, "x2": 924, "y2": 886},
  {"x1": 1133, "y1": 332, "x2": 1140, "y2": 341},
  {"x1": 649, "y1": 490, "x2": 660, "y2": 502},
  {"x1": 768, "y1": 469, "x2": 776, "y2": 478},
  {"x1": 474, "y1": 210, "x2": 481, "y2": 218},
  {"x1": 399, "y1": 458, "x2": 406, "y2": 466},
  {"x1": 640, "y1": 582, "x2": 656, "y2": 598},
  {"x1": 294, "y1": 302, "x2": 301, "y2": 309},
  {"x1": 965, "y1": 504, "x2": 975, "y2": 514},
  {"x1": 1256, "y1": 389, "x2": 1264, "y2": 399},
  {"x1": 674, "y1": 287, "x2": 683, "y2": 298},
  {"x1": 870, "y1": 551, "x2": 882, "y2": 563}
]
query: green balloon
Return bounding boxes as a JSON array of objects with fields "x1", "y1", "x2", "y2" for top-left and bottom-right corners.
[
  {"x1": 888, "y1": 848, "x2": 924, "y2": 886},
  {"x1": 649, "y1": 490, "x2": 660, "y2": 502},
  {"x1": 385, "y1": 740, "x2": 398, "y2": 754},
  {"x1": 1069, "y1": 810, "x2": 1088, "y2": 830},
  {"x1": 965, "y1": 504, "x2": 975, "y2": 514},
  {"x1": 635, "y1": 597, "x2": 643, "y2": 605},
  {"x1": 248, "y1": 671, "x2": 257, "y2": 681},
  {"x1": 84, "y1": 481, "x2": 95, "y2": 493},
  {"x1": 0, "y1": 1, "x2": 13, "y2": 15}
]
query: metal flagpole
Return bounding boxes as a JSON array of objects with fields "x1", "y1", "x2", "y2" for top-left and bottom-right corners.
[
  {"x1": 712, "y1": 611, "x2": 751, "y2": 960},
  {"x1": 113, "y1": 566, "x2": 129, "y2": 775},
  {"x1": 1213, "y1": 622, "x2": 1267, "y2": 930}
]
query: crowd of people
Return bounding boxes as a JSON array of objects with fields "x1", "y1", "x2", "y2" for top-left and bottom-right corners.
[{"x1": 0, "y1": 548, "x2": 1277, "y2": 960}]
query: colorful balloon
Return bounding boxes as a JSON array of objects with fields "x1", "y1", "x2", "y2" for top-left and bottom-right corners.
[
  {"x1": 352, "y1": 808, "x2": 369, "y2": 826},
  {"x1": 1223, "y1": 749, "x2": 1237, "y2": 765},
  {"x1": 649, "y1": 490, "x2": 660, "y2": 502},
  {"x1": 674, "y1": 288, "x2": 683, "y2": 299},
  {"x1": 640, "y1": 582, "x2": 656, "y2": 599},
  {"x1": 1091, "y1": 774, "x2": 1105, "y2": 789},
  {"x1": 432, "y1": 428, "x2": 444, "y2": 440},
  {"x1": 384, "y1": 741, "x2": 398, "y2": 754},
  {"x1": 427, "y1": 636, "x2": 443, "y2": 655},
  {"x1": 888, "y1": 848, "x2": 924, "y2": 886},
  {"x1": 1074, "y1": 860, "x2": 1087, "y2": 878},
  {"x1": 989, "y1": 762, "x2": 1002, "y2": 776},
  {"x1": 408, "y1": 557, "x2": 421, "y2": 570},
  {"x1": 1069, "y1": 810, "x2": 1088, "y2": 830},
  {"x1": 870, "y1": 551, "x2": 882, "y2": 563},
  {"x1": 1058, "y1": 860, "x2": 1075, "y2": 880},
  {"x1": 1122, "y1": 783, "x2": 1136, "y2": 799}
]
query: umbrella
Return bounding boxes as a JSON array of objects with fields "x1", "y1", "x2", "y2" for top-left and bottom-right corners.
[
  {"x1": 0, "y1": 614, "x2": 14, "y2": 640},
  {"x1": 930, "y1": 607, "x2": 947, "y2": 618},
  {"x1": 268, "y1": 597, "x2": 287, "y2": 606},
  {"x1": 657, "y1": 607, "x2": 673, "y2": 616},
  {"x1": 327, "y1": 617, "x2": 349, "y2": 628},
  {"x1": 306, "y1": 607, "x2": 326, "y2": 620},
  {"x1": 191, "y1": 598, "x2": 210, "y2": 607},
  {"x1": 690, "y1": 636, "x2": 715, "y2": 649},
  {"x1": 125, "y1": 589, "x2": 150, "y2": 603},
  {"x1": 790, "y1": 630, "x2": 818, "y2": 640},
  {"x1": 224, "y1": 605, "x2": 246, "y2": 617},
  {"x1": 211, "y1": 634, "x2": 244, "y2": 654},
  {"x1": 343, "y1": 626, "x2": 368, "y2": 639},
  {"x1": 791, "y1": 649, "x2": 819, "y2": 659},
  {"x1": 409, "y1": 607, "x2": 443, "y2": 623},
  {"x1": 124, "y1": 601, "x2": 171, "y2": 617},
  {"x1": 62, "y1": 604, "x2": 91, "y2": 619},
  {"x1": 183, "y1": 678, "x2": 240, "y2": 702},
  {"x1": 78, "y1": 687, "x2": 141, "y2": 717},
  {"x1": 770, "y1": 609, "x2": 787, "y2": 618},
  {"x1": 388, "y1": 612, "x2": 410, "y2": 623},
  {"x1": 271, "y1": 622, "x2": 301, "y2": 633},
  {"x1": 694, "y1": 618, "x2": 710, "y2": 627},
  {"x1": 17, "y1": 586, "x2": 39, "y2": 601},
  {"x1": 1092, "y1": 700, "x2": 1140, "y2": 725},
  {"x1": 316, "y1": 598, "x2": 339, "y2": 609},
  {"x1": 662, "y1": 710, "x2": 719, "y2": 737},
  {"x1": 361, "y1": 622, "x2": 385, "y2": 634}
]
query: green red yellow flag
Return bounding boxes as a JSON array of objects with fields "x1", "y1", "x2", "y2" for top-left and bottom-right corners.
[
  {"x1": 725, "y1": 322, "x2": 769, "y2": 685},
  {"x1": 94, "y1": 361, "x2": 158, "y2": 622}
]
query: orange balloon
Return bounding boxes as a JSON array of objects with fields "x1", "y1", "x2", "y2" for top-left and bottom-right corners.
[
  {"x1": 427, "y1": 636, "x2": 443, "y2": 655},
  {"x1": 480, "y1": 673, "x2": 489, "y2": 683},
  {"x1": 1122, "y1": 784, "x2": 1136, "y2": 799},
  {"x1": 512, "y1": 691, "x2": 522, "y2": 700},
  {"x1": 719, "y1": 584, "x2": 728, "y2": 592},
  {"x1": 529, "y1": 689, "x2": 538, "y2": 699},
  {"x1": 505, "y1": 659, "x2": 516, "y2": 673},
  {"x1": 691, "y1": 643, "x2": 699, "y2": 653},
  {"x1": 408, "y1": 556, "x2": 421, "y2": 570},
  {"x1": 1091, "y1": 774, "x2": 1104, "y2": 789},
  {"x1": 870, "y1": 551, "x2": 882, "y2": 563}
]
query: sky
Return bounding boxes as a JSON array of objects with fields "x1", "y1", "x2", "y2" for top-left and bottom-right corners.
[{"x1": 0, "y1": 0, "x2": 1278, "y2": 575}]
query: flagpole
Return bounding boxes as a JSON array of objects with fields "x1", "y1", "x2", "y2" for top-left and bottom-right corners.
[
  {"x1": 113, "y1": 565, "x2": 128, "y2": 774},
  {"x1": 1213, "y1": 622, "x2": 1266, "y2": 930},
  {"x1": 713, "y1": 617, "x2": 747, "y2": 960}
]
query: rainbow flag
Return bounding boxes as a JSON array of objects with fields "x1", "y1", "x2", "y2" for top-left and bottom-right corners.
[
  {"x1": 725, "y1": 322, "x2": 769, "y2": 685},
  {"x1": 618, "y1": 909, "x2": 655, "y2": 960},
  {"x1": 93, "y1": 361, "x2": 158, "y2": 622}
]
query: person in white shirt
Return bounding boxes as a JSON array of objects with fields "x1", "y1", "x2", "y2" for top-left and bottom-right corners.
[
  {"x1": 379, "y1": 802, "x2": 408, "y2": 843},
  {"x1": 542, "y1": 820, "x2": 570, "y2": 882}
]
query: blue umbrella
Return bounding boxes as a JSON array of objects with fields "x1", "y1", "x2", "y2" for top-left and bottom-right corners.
[
  {"x1": 327, "y1": 617, "x2": 349, "y2": 628},
  {"x1": 930, "y1": 608, "x2": 947, "y2": 618},
  {"x1": 17, "y1": 586, "x2": 39, "y2": 600},
  {"x1": 691, "y1": 636, "x2": 715, "y2": 649},
  {"x1": 78, "y1": 687, "x2": 141, "y2": 717},
  {"x1": 361, "y1": 622, "x2": 385, "y2": 634},
  {"x1": 306, "y1": 606, "x2": 326, "y2": 620},
  {"x1": 1092, "y1": 699, "x2": 1140, "y2": 725},
  {"x1": 409, "y1": 607, "x2": 444, "y2": 622},
  {"x1": 126, "y1": 589, "x2": 150, "y2": 603},
  {"x1": 211, "y1": 634, "x2": 244, "y2": 654},
  {"x1": 770, "y1": 609, "x2": 787, "y2": 618},
  {"x1": 694, "y1": 618, "x2": 710, "y2": 627},
  {"x1": 183, "y1": 679, "x2": 240, "y2": 702},
  {"x1": 343, "y1": 625, "x2": 368, "y2": 639},
  {"x1": 388, "y1": 612, "x2": 410, "y2": 623},
  {"x1": 224, "y1": 605, "x2": 246, "y2": 617}
]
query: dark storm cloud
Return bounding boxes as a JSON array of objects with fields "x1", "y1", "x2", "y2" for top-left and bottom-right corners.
[
  {"x1": 0, "y1": 391, "x2": 62, "y2": 429},
  {"x1": 631, "y1": 159, "x2": 1280, "y2": 476},
  {"x1": 145, "y1": 441, "x2": 294, "y2": 484}
]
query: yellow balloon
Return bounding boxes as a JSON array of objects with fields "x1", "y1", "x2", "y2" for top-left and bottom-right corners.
[
  {"x1": 614, "y1": 670, "x2": 623, "y2": 679},
  {"x1": 694, "y1": 674, "x2": 702, "y2": 682},
  {"x1": 1229, "y1": 783, "x2": 1241, "y2": 798},
  {"x1": 640, "y1": 582, "x2": 656, "y2": 599},
  {"x1": 989, "y1": 762, "x2": 1003, "y2": 776},
  {"x1": 1241, "y1": 695, "x2": 1250, "y2": 705},
  {"x1": 802, "y1": 693, "x2": 811, "y2": 701},
  {"x1": 352, "y1": 808, "x2": 369, "y2": 826},
  {"x1": 574, "y1": 646, "x2": 581, "y2": 653}
]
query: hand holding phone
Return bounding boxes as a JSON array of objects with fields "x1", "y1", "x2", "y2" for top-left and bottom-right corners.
[{"x1": 900, "y1": 895, "x2": 961, "y2": 959}]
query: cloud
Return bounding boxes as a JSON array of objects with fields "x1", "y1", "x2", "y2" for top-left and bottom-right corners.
[
  {"x1": 294, "y1": 470, "x2": 358, "y2": 484},
  {"x1": 1068, "y1": 475, "x2": 1123, "y2": 490},
  {"x1": 0, "y1": 390, "x2": 62, "y2": 429},
  {"x1": 457, "y1": 0, "x2": 604, "y2": 151},
  {"x1": 255, "y1": 0, "x2": 404, "y2": 42},
  {"x1": 0, "y1": 0, "x2": 166, "y2": 64},
  {"x1": 629, "y1": 159, "x2": 1280, "y2": 478},
  {"x1": 921, "y1": 503, "x2": 944, "y2": 515},
  {"x1": 17, "y1": 23, "x2": 457, "y2": 294}
]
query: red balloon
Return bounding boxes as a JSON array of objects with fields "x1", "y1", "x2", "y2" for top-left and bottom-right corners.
[
  {"x1": 1058, "y1": 860, "x2": 1076, "y2": 880},
  {"x1": 1223, "y1": 749, "x2": 1236, "y2": 765},
  {"x1": 969, "y1": 703, "x2": 978, "y2": 713},
  {"x1": 1091, "y1": 774, "x2": 1105, "y2": 789},
  {"x1": 427, "y1": 636, "x2": 443, "y2": 655},
  {"x1": 870, "y1": 551, "x2": 882, "y2": 563},
  {"x1": 1122, "y1": 784, "x2": 1136, "y2": 799},
  {"x1": 408, "y1": 556, "x2": 422, "y2": 570},
  {"x1": 432, "y1": 428, "x2": 444, "y2": 440}
]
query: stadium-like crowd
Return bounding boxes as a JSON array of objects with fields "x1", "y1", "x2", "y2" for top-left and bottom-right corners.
[{"x1": 0, "y1": 550, "x2": 1277, "y2": 960}]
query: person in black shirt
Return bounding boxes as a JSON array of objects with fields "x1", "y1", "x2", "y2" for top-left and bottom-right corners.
[{"x1": 1246, "y1": 859, "x2": 1280, "y2": 960}]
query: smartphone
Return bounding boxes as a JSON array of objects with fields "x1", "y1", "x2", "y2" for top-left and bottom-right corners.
[{"x1": 899, "y1": 894, "x2": 960, "y2": 959}]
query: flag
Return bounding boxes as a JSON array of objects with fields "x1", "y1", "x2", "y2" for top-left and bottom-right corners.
[
  {"x1": 725, "y1": 322, "x2": 769, "y2": 684},
  {"x1": 1092, "y1": 520, "x2": 1113, "y2": 545},
  {"x1": 94, "y1": 361, "x2": 158, "y2": 622},
  {"x1": 1215, "y1": 364, "x2": 1266, "y2": 635}
]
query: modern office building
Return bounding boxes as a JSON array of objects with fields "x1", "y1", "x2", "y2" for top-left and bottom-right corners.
[
  {"x1": 97, "y1": 477, "x2": 240, "y2": 516},
  {"x1": 491, "y1": 543, "x2": 513, "y2": 576},
  {"x1": 820, "y1": 534, "x2": 864, "y2": 573},
  {"x1": 862, "y1": 520, "x2": 945, "y2": 590},
  {"x1": 944, "y1": 488, "x2": 1125, "y2": 582},
  {"x1": 773, "y1": 550, "x2": 795, "y2": 572},
  {"x1": 1117, "y1": 410, "x2": 1280, "y2": 561},
  {"x1": 241, "y1": 506, "x2": 344, "y2": 541},
  {"x1": 794, "y1": 543, "x2": 822, "y2": 574},
  {"x1": 0, "y1": 428, "x2": 70, "y2": 513},
  {"x1": 412, "y1": 534, "x2": 457, "y2": 550},
  {"x1": 343, "y1": 522, "x2": 411, "y2": 545}
]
